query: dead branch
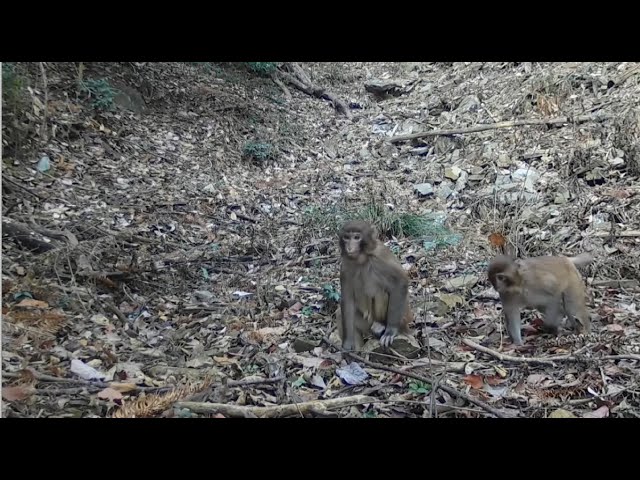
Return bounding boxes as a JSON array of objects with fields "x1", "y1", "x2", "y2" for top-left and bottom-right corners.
[
  {"x1": 271, "y1": 72, "x2": 292, "y2": 102},
  {"x1": 389, "y1": 112, "x2": 614, "y2": 143},
  {"x1": 2, "y1": 174, "x2": 44, "y2": 199},
  {"x1": 602, "y1": 354, "x2": 640, "y2": 362},
  {"x1": 30, "y1": 224, "x2": 79, "y2": 248},
  {"x1": 175, "y1": 394, "x2": 375, "y2": 418},
  {"x1": 278, "y1": 62, "x2": 351, "y2": 118},
  {"x1": 228, "y1": 376, "x2": 285, "y2": 387},
  {"x1": 462, "y1": 338, "x2": 582, "y2": 365},
  {"x1": 591, "y1": 279, "x2": 639, "y2": 289},
  {"x1": 594, "y1": 230, "x2": 640, "y2": 237},
  {"x1": 2, "y1": 217, "x2": 60, "y2": 253},
  {"x1": 322, "y1": 338, "x2": 509, "y2": 418},
  {"x1": 610, "y1": 65, "x2": 640, "y2": 88},
  {"x1": 39, "y1": 62, "x2": 48, "y2": 142}
]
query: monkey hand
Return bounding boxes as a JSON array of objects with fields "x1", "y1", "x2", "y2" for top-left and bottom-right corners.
[{"x1": 379, "y1": 326, "x2": 399, "y2": 348}]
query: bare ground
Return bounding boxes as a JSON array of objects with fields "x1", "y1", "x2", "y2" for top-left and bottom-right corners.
[{"x1": 2, "y1": 61, "x2": 640, "y2": 418}]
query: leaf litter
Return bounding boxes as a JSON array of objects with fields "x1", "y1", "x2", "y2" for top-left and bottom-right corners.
[{"x1": 2, "y1": 61, "x2": 640, "y2": 418}]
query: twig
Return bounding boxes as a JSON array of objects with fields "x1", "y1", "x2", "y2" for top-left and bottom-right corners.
[
  {"x1": 175, "y1": 394, "x2": 375, "y2": 418},
  {"x1": 464, "y1": 339, "x2": 639, "y2": 363},
  {"x1": 322, "y1": 338, "x2": 509, "y2": 418},
  {"x1": 601, "y1": 354, "x2": 640, "y2": 362},
  {"x1": 462, "y1": 338, "x2": 586, "y2": 365},
  {"x1": 594, "y1": 230, "x2": 640, "y2": 238},
  {"x1": 271, "y1": 72, "x2": 292, "y2": 102},
  {"x1": 611, "y1": 65, "x2": 640, "y2": 88},
  {"x1": 2, "y1": 174, "x2": 44, "y2": 199},
  {"x1": 103, "y1": 301, "x2": 129, "y2": 324},
  {"x1": 39, "y1": 62, "x2": 48, "y2": 142},
  {"x1": 227, "y1": 376, "x2": 285, "y2": 387},
  {"x1": 389, "y1": 112, "x2": 614, "y2": 143}
]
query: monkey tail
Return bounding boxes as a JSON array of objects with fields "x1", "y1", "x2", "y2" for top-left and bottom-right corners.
[{"x1": 568, "y1": 252, "x2": 594, "y2": 267}]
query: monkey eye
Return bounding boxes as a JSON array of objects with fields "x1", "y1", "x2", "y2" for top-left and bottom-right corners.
[{"x1": 353, "y1": 234, "x2": 361, "y2": 241}]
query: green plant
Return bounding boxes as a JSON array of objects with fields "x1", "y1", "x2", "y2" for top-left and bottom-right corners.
[
  {"x1": 323, "y1": 284, "x2": 340, "y2": 302},
  {"x1": 80, "y1": 78, "x2": 119, "y2": 110},
  {"x1": 247, "y1": 62, "x2": 277, "y2": 76},
  {"x1": 2, "y1": 63, "x2": 24, "y2": 107},
  {"x1": 408, "y1": 381, "x2": 431, "y2": 395},
  {"x1": 243, "y1": 141, "x2": 275, "y2": 162}
]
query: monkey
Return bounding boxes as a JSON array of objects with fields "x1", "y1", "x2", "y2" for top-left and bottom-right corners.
[
  {"x1": 488, "y1": 253, "x2": 594, "y2": 346},
  {"x1": 335, "y1": 220, "x2": 413, "y2": 351}
]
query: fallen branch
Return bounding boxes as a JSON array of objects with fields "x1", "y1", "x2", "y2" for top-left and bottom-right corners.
[
  {"x1": 2, "y1": 217, "x2": 59, "y2": 253},
  {"x1": 389, "y1": 112, "x2": 614, "y2": 143},
  {"x1": 610, "y1": 65, "x2": 640, "y2": 88},
  {"x1": 594, "y1": 230, "x2": 640, "y2": 238},
  {"x1": 2, "y1": 175, "x2": 44, "y2": 199},
  {"x1": 1, "y1": 370, "x2": 161, "y2": 392},
  {"x1": 278, "y1": 63, "x2": 351, "y2": 118},
  {"x1": 39, "y1": 62, "x2": 49, "y2": 142},
  {"x1": 591, "y1": 279, "x2": 639, "y2": 289},
  {"x1": 271, "y1": 72, "x2": 292, "y2": 102},
  {"x1": 462, "y1": 338, "x2": 584, "y2": 365},
  {"x1": 322, "y1": 338, "x2": 509, "y2": 418},
  {"x1": 176, "y1": 394, "x2": 375, "y2": 418},
  {"x1": 602, "y1": 354, "x2": 640, "y2": 362}
]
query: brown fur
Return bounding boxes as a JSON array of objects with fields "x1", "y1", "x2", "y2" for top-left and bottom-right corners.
[
  {"x1": 488, "y1": 253, "x2": 594, "y2": 345},
  {"x1": 336, "y1": 221, "x2": 413, "y2": 350}
]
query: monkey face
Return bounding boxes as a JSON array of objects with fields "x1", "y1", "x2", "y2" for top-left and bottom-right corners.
[
  {"x1": 339, "y1": 221, "x2": 376, "y2": 259},
  {"x1": 342, "y1": 231, "x2": 362, "y2": 258}
]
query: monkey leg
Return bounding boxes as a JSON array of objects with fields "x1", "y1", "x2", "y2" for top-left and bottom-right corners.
[
  {"x1": 337, "y1": 307, "x2": 367, "y2": 351},
  {"x1": 503, "y1": 304, "x2": 524, "y2": 345},
  {"x1": 540, "y1": 301, "x2": 563, "y2": 335}
]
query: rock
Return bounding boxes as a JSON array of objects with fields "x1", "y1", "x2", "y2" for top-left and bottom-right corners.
[
  {"x1": 293, "y1": 337, "x2": 318, "y2": 353},
  {"x1": 444, "y1": 166, "x2": 462, "y2": 181},
  {"x1": 414, "y1": 183, "x2": 434, "y2": 197}
]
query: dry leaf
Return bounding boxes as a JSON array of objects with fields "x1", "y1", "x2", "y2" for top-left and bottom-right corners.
[
  {"x1": 605, "y1": 324, "x2": 625, "y2": 334},
  {"x1": 109, "y1": 382, "x2": 138, "y2": 393},
  {"x1": 214, "y1": 356, "x2": 240, "y2": 366},
  {"x1": 488, "y1": 232, "x2": 506, "y2": 247},
  {"x1": 548, "y1": 409, "x2": 577, "y2": 418},
  {"x1": 527, "y1": 374, "x2": 547, "y2": 385},
  {"x1": 463, "y1": 375, "x2": 484, "y2": 389},
  {"x1": 493, "y1": 366, "x2": 508, "y2": 378},
  {"x1": 2, "y1": 385, "x2": 36, "y2": 401},
  {"x1": 583, "y1": 406, "x2": 610, "y2": 418},
  {"x1": 98, "y1": 388, "x2": 124, "y2": 401},
  {"x1": 486, "y1": 375, "x2": 505, "y2": 386},
  {"x1": 15, "y1": 299, "x2": 50, "y2": 309},
  {"x1": 435, "y1": 293, "x2": 464, "y2": 309}
]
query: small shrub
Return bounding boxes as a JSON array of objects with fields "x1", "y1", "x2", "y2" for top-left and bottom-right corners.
[
  {"x1": 2, "y1": 63, "x2": 25, "y2": 108},
  {"x1": 243, "y1": 141, "x2": 275, "y2": 162},
  {"x1": 80, "y1": 78, "x2": 119, "y2": 110},
  {"x1": 247, "y1": 62, "x2": 277, "y2": 76}
]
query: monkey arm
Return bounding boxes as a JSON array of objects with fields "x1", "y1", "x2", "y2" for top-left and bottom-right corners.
[
  {"x1": 385, "y1": 277, "x2": 408, "y2": 328},
  {"x1": 373, "y1": 260, "x2": 409, "y2": 348}
]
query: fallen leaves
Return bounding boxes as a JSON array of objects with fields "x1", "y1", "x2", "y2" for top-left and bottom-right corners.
[{"x1": 2, "y1": 385, "x2": 36, "y2": 402}]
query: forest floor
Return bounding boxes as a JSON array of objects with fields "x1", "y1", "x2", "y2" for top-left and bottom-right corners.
[{"x1": 2, "y1": 61, "x2": 640, "y2": 418}]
